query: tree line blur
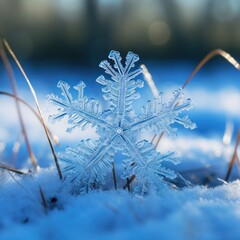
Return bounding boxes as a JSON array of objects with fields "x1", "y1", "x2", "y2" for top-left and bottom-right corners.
[{"x1": 0, "y1": 0, "x2": 239, "y2": 65}]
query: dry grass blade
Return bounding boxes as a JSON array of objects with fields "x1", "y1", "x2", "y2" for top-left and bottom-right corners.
[
  {"x1": 154, "y1": 132, "x2": 164, "y2": 149},
  {"x1": 39, "y1": 186, "x2": 48, "y2": 212},
  {"x1": 123, "y1": 175, "x2": 135, "y2": 190},
  {"x1": 0, "y1": 40, "x2": 38, "y2": 169},
  {"x1": 0, "y1": 91, "x2": 58, "y2": 144},
  {"x1": 182, "y1": 49, "x2": 240, "y2": 89},
  {"x1": 112, "y1": 162, "x2": 117, "y2": 190},
  {"x1": 0, "y1": 163, "x2": 27, "y2": 175},
  {"x1": 225, "y1": 129, "x2": 240, "y2": 181},
  {"x1": 3, "y1": 39, "x2": 63, "y2": 179},
  {"x1": 180, "y1": 49, "x2": 240, "y2": 183}
]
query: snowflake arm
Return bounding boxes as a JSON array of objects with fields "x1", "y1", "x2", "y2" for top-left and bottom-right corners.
[
  {"x1": 47, "y1": 80, "x2": 113, "y2": 132},
  {"x1": 58, "y1": 137, "x2": 117, "y2": 190},
  {"x1": 48, "y1": 50, "x2": 196, "y2": 195},
  {"x1": 125, "y1": 88, "x2": 196, "y2": 135},
  {"x1": 96, "y1": 51, "x2": 143, "y2": 127},
  {"x1": 121, "y1": 137, "x2": 180, "y2": 195}
]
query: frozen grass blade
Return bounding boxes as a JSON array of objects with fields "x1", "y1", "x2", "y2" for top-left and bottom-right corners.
[
  {"x1": 223, "y1": 121, "x2": 234, "y2": 146},
  {"x1": 0, "y1": 40, "x2": 38, "y2": 169},
  {"x1": 141, "y1": 64, "x2": 159, "y2": 99},
  {"x1": 3, "y1": 39, "x2": 63, "y2": 179}
]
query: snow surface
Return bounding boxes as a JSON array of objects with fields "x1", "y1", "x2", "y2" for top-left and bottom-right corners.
[
  {"x1": 1, "y1": 167, "x2": 240, "y2": 240},
  {"x1": 0, "y1": 62, "x2": 239, "y2": 239}
]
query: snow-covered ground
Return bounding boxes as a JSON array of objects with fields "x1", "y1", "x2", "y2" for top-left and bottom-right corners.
[
  {"x1": 0, "y1": 61, "x2": 239, "y2": 239},
  {"x1": 1, "y1": 168, "x2": 240, "y2": 240}
]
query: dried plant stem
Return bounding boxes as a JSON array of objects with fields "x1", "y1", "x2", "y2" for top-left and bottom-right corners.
[
  {"x1": 3, "y1": 39, "x2": 63, "y2": 179},
  {"x1": 151, "y1": 50, "x2": 240, "y2": 151},
  {"x1": 39, "y1": 186, "x2": 48, "y2": 212},
  {"x1": 0, "y1": 163, "x2": 27, "y2": 175},
  {"x1": 0, "y1": 40, "x2": 38, "y2": 169},
  {"x1": 123, "y1": 175, "x2": 135, "y2": 190},
  {"x1": 112, "y1": 162, "x2": 117, "y2": 190},
  {"x1": 225, "y1": 129, "x2": 240, "y2": 181},
  {"x1": 0, "y1": 91, "x2": 57, "y2": 144},
  {"x1": 151, "y1": 134, "x2": 157, "y2": 144},
  {"x1": 180, "y1": 49, "x2": 240, "y2": 182},
  {"x1": 154, "y1": 132, "x2": 164, "y2": 149},
  {"x1": 182, "y1": 49, "x2": 240, "y2": 89}
]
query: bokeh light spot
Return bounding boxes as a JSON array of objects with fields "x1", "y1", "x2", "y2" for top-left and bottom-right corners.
[{"x1": 148, "y1": 21, "x2": 171, "y2": 46}]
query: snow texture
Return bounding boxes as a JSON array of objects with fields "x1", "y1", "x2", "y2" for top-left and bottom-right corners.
[
  {"x1": 47, "y1": 50, "x2": 196, "y2": 195},
  {"x1": 1, "y1": 167, "x2": 240, "y2": 240}
]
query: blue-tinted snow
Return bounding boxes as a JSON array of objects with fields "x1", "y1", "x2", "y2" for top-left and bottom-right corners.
[
  {"x1": 0, "y1": 168, "x2": 240, "y2": 240},
  {"x1": 0, "y1": 60, "x2": 239, "y2": 239}
]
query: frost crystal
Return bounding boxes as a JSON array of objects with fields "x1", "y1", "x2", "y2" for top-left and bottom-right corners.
[{"x1": 47, "y1": 50, "x2": 196, "y2": 195}]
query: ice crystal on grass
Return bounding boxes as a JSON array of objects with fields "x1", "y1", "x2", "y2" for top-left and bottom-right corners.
[{"x1": 47, "y1": 50, "x2": 196, "y2": 195}]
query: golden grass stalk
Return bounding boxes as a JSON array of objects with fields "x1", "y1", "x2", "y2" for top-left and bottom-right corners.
[
  {"x1": 0, "y1": 40, "x2": 38, "y2": 169},
  {"x1": 225, "y1": 130, "x2": 240, "y2": 181},
  {"x1": 3, "y1": 39, "x2": 62, "y2": 179},
  {"x1": 182, "y1": 49, "x2": 240, "y2": 89},
  {"x1": 181, "y1": 49, "x2": 240, "y2": 182}
]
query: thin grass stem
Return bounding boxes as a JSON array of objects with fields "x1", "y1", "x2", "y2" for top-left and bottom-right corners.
[
  {"x1": 3, "y1": 39, "x2": 62, "y2": 179},
  {"x1": 0, "y1": 163, "x2": 27, "y2": 175},
  {"x1": 225, "y1": 130, "x2": 240, "y2": 181},
  {"x1": 182, "y1": 49, "x2": 240, "y2": 89},
  {"x1": 0, "y1": 40, "x2": 38, "y2": 169},
  {"x1": 112, "y1": 162, "x2": 117, "y2": 190},
  {"x1": 39, "y1": 186, "x2": 48, "y2": 213}
]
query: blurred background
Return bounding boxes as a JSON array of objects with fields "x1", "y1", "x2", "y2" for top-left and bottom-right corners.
[
  {"x1": 0, "y1": 0, "x2": 239, "y2": 156},
  {"x1": 0, "y1": 0, "x2": 239, "y2": 172},
  {"x1": 0, "y1": 0, "x2": 240, "y2": 65}
]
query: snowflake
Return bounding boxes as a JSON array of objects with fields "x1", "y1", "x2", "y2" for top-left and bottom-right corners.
[{"x1": 47, "y1": 50, "x2": 196, "y2": 195}]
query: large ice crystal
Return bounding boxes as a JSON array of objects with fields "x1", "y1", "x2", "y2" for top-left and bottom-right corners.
[{"x1": 47, "y1": 50, "x2": 196, "y2": 195}]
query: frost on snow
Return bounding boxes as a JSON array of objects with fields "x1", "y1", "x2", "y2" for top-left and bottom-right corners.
[{"x1": 47, "y1": 50, "x2": 196, "y2": 195}]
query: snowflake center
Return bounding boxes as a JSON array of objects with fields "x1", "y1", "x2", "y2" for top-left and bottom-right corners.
[{"x1": 116, "y1": 127, "x2": 123, "y2": 134}]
